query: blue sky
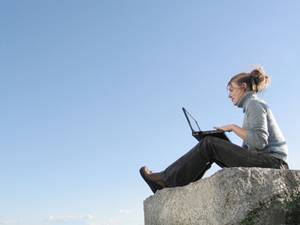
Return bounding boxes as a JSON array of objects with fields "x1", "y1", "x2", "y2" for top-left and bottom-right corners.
[{"x1": 1, "y1": 1, "x2": 300, "y2": 225}]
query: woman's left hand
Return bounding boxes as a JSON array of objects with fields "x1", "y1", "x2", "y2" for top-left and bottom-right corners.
[{"x1": 214, "y1": 124, "x2": 235, "y2": 132}]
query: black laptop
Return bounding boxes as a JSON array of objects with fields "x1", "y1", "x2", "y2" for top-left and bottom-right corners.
[{"x1": 182, "y1": 107, "x2": 230, "y2": 142}]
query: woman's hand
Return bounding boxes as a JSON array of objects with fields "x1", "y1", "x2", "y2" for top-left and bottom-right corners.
[
  {"x1": 214, "y1": 124, "x2": 248, "y2": 141},
  {"x1": 214, "y1": 124, "x2": 235, "y2": 132}
]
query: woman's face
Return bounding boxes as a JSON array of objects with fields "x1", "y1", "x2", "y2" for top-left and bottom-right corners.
[{"x1": 228, "y1": 82, "x2": 247, "y2": 106}]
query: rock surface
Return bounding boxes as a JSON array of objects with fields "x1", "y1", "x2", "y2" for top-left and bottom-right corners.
[{"x1": 144, "y1": 167, "x2": 300, "y2": 225}]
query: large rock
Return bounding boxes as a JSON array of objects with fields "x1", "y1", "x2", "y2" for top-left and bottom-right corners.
[{"x1": 144, "y1": 167, "x2": 300, "y2": 225}]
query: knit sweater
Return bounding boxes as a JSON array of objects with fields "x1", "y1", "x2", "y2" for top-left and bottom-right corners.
[{"x1": 237, "y1": 91, "x2": 288, "y2": 163}]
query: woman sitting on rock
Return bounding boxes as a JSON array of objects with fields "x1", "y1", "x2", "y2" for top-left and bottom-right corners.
[{"x1": 140, "y1": 66, "x2": 289, "y2": 193}]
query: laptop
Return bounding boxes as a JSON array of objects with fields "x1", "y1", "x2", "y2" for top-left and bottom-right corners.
[{"x1": 182, "y1": 107, "x2": 230, "y2": 142}]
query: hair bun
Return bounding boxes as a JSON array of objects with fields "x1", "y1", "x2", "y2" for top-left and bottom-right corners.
[
  {"x1": 249, "y1": 66, "x2": 271, "y2": 92},
  {"x1": 250, "y1": 66, "x2": 264, "y2": 78}
]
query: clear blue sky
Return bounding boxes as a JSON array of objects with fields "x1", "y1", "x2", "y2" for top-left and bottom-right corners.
[{"x1": 1, "y1": 1, "x2": 300, "y2": 225}]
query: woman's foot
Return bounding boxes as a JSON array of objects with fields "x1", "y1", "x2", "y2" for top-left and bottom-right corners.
[{"x1": 139, "y1": 166, "x2": 167, "y2": 193}]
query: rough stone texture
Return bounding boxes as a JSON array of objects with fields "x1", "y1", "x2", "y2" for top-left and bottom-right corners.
[{"x1": 144, "y1": 167, "x2": 300, "y2": 225}]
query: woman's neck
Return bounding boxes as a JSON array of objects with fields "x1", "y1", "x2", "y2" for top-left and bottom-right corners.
[{"x1": 236, "y1": 91, "x2": 255, "y2": 108}]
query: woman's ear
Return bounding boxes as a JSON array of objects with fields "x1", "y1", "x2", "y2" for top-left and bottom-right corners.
[{"x1": 241, "y1": 82, "x2": 248, "y2": 91}]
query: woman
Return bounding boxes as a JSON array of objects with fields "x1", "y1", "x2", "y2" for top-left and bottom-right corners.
[{"x1": 140, "y1": 66, "x2": 289, "y2": 193}]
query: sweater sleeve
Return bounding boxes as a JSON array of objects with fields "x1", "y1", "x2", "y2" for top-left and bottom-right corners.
[{"x1": 244, "y1": 101, "x2": 269, "y2": 150}]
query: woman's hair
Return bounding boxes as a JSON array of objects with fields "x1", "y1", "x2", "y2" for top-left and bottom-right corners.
[{"x1": 227, "y1": 66, "x2": 271, "y2": 93}]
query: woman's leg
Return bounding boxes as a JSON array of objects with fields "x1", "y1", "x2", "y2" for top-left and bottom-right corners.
[
  {"x1": 162, "y1": 136, "x2": 282, "y2": 187},
  {"x1": 161, "y1": 140, "x2": 212, "y2": 187}
]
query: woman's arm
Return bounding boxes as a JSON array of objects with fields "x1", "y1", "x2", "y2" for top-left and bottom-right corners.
[
  {"x1": 216, "y1": 101, "x2": 269, "y2": 150},
  {"x1": 243, "y1": 101, "x2": 269, "y2": 149},
  {"x1": 215, "y1": 124, "x2": 247, "y2": 141},
  {"x1": 232, "y1": 124, "x2": 247, "y2": 140}
]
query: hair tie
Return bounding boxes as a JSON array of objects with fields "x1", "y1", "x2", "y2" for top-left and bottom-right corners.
[{"x1": 253, "y1": 76, "x2": 259, "y2": 85}]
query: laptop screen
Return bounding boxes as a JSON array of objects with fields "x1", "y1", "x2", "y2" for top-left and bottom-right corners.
[{"x1": 182, "y1": 107, "x2": 201, "y2": 132}]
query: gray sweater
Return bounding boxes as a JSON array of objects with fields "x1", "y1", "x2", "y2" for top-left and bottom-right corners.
[{"x1": 237, "y1": 91, "x2": 288, "y2": 163}]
